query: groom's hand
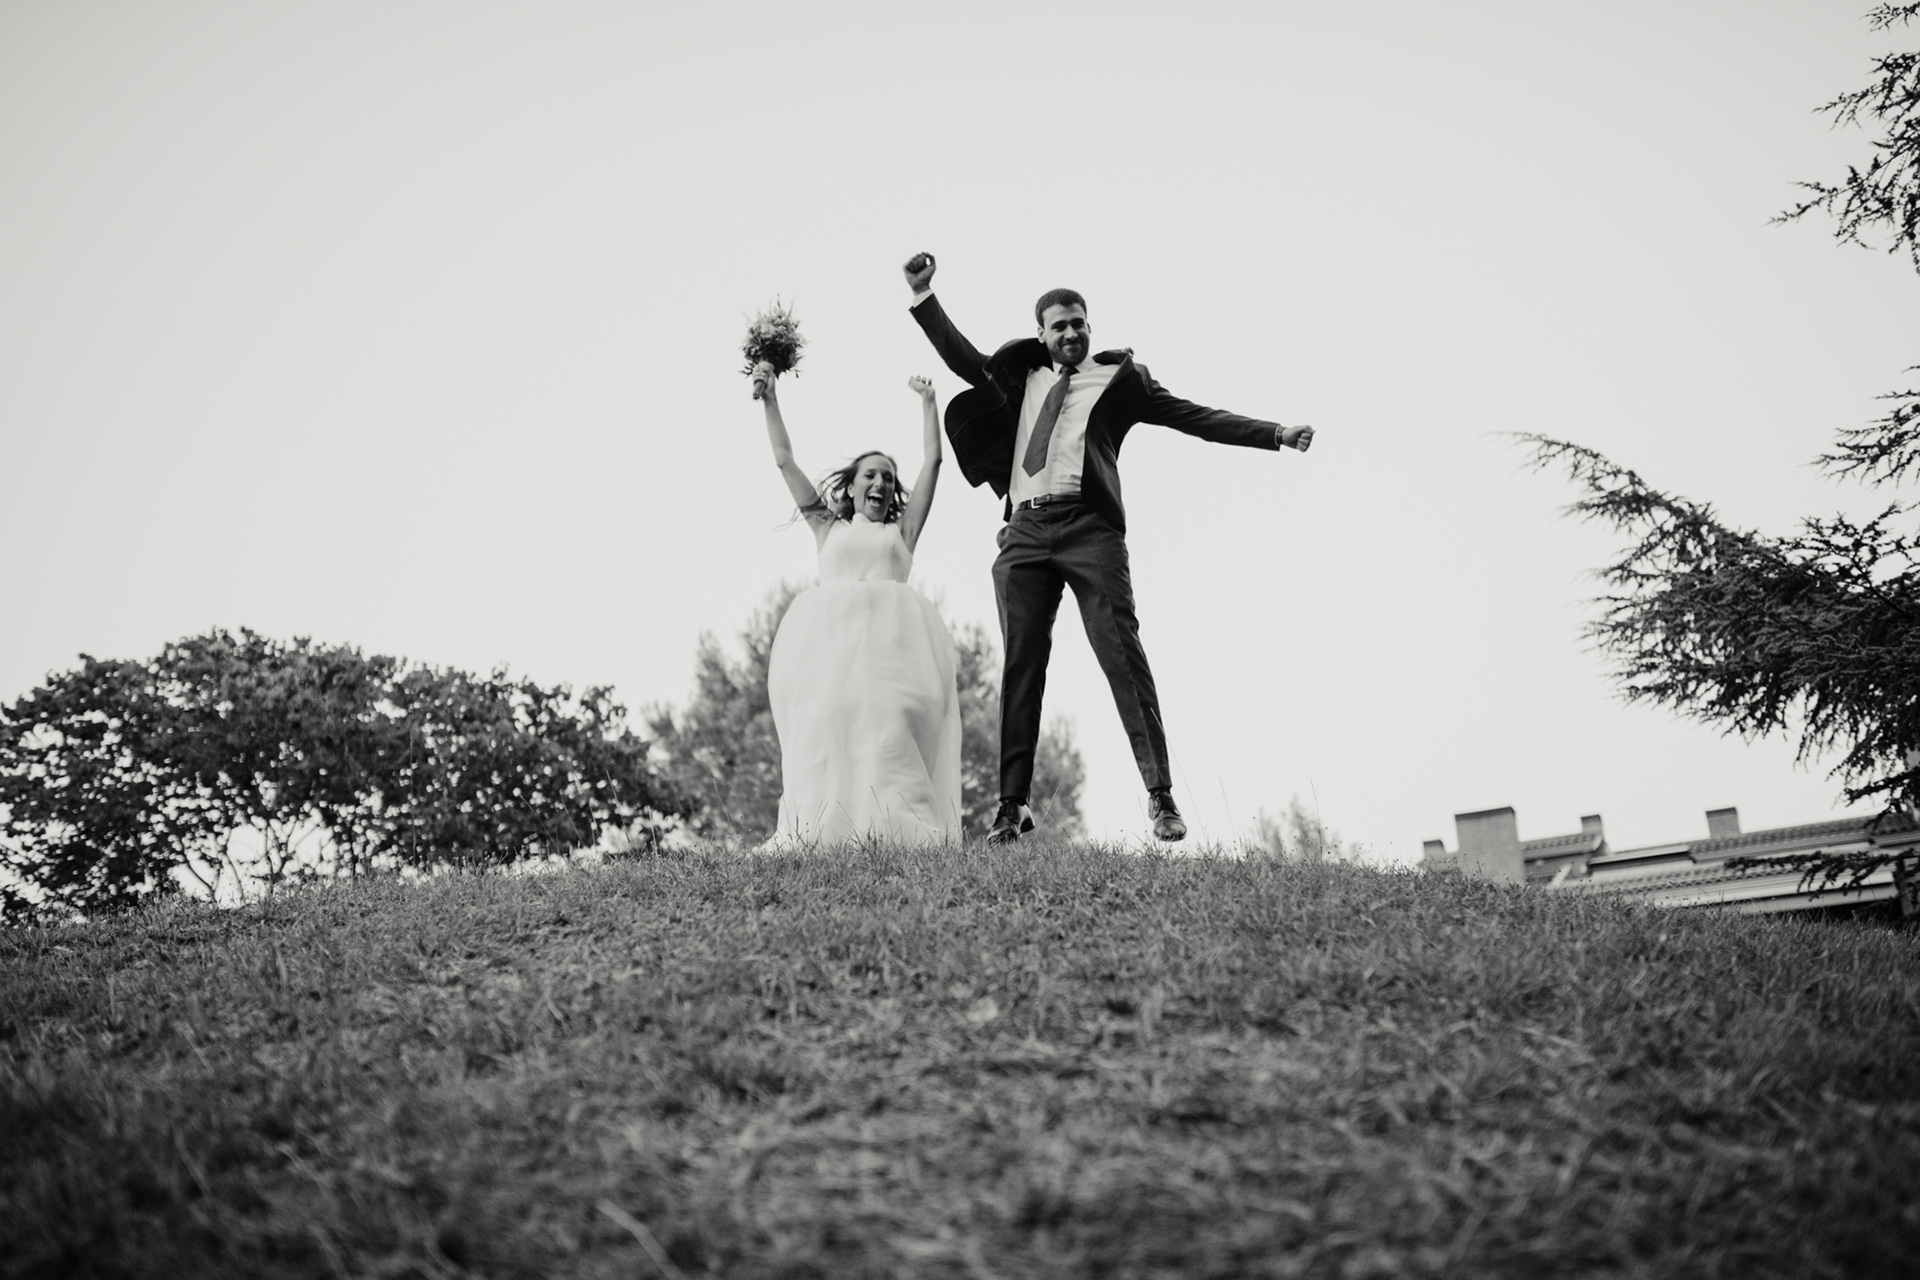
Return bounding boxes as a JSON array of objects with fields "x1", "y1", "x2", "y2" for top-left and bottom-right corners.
[
  {"x1": 903, "y1": 252, "x2": 936, "y2": 294},
  {"x1": 1281, "y1": 424, "x2": 1314, "y2": 452}
]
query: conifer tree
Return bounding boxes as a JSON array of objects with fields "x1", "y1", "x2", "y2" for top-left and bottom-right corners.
[{"x1": 1522, "y1": 5, "x2": 1920, "y2": 891}]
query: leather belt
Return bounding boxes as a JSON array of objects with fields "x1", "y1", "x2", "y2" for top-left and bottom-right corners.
[{"x1": 1014, "y1": 493, "x2": 1081, "y2": 512}]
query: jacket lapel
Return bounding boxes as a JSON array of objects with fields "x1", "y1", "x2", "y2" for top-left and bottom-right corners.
[
  {"x1": 944, "y1": 338, "x2": 1049, "y2": 497},
  {"x1": 1089, "y1": 348, "x2": 1138, "y2": 423}
]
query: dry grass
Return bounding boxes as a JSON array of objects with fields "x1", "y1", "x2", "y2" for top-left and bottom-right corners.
[{"x1": 4, "y1": 842, "x2": 1919, "y2": 1278}]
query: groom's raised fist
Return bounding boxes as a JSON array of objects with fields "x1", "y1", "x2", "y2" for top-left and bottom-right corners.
[{"x1": 903, "y1": 252, "x2": 936, "y2": 293}]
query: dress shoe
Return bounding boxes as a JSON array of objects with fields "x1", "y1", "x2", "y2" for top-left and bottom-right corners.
[
  {"x1": 987, "y1": 799, "x2": 1034, "y2": 846},
  {"x1": 1148, "y1": 790, "x2": 1187, "y2": 842}
]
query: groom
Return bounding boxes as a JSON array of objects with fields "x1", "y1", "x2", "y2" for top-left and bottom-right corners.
[{"x1": 903, "y1": 252, "x2": 1314, "y2": 845}]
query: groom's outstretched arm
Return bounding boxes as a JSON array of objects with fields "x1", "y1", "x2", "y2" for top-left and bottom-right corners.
[
  {"x1": 1141, "y1": 370, "x2": 1315, "y2": 453},
  {"x1": 902, "y1": 252, "x2": 993, "y2": 389}
]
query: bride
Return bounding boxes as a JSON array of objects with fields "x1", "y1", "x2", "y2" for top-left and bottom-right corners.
[{"x1": 753, "y1": 360, "x2": 963, "y2": 845}]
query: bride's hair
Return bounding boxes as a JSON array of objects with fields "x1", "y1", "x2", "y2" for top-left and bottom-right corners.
[{"x1": 812, "y1": 450, "x2": 909, "y2": 524}]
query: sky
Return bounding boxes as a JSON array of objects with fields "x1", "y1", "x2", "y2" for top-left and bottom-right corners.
[{"x1": 3, "y1": 1, "x2": 1915, "y2": 861}]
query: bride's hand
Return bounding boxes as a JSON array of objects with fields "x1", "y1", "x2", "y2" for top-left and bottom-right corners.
[
  {"x1": 751, "y1": 361, "x2": 777, "y2": 401},
  {"x1": 907, "y1": 374, "x2": 935, "y2": 402}
]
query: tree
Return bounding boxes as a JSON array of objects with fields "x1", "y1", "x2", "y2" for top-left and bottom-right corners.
[
  {"x1": 1519, "y1": 5, "x2": 1920, "y2": 893},
  {"x1": 157, "y1": 630, "x2": 406, "y2": 892},
  {"x1": 949, "y1": 617, "x2": 1086, "y2": 840},
  {"x1": 1248, "y1": 796, "x2": 1353, "y2": 862},
  {"x1": 371, "y1": 664, "x2": 674, "y2": 872},
  {"x1": 645, "y1": 586, "x2": 796, "y2": 841},
  {"x1": 649, "y1": 585, "x2": 1086, "y2": 843},
  {"x1": 0, "y1": 656, "x2": 209, "y2": 918},
  {"x1": 0, "y1": 630, "x2": 679, "y2": 918}
]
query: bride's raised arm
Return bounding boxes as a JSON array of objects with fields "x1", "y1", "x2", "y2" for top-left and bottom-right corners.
[
  {"x1": 898, "y1": 375, "x2": 942, "y2": 553},
  {"x1": 754, "y1": 361, "x2": 832, "y2": 538}
]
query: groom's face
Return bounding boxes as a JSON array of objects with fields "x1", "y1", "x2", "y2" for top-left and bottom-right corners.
[{"x1": 1037, "y1": 303, "x2": 1090, "y2": 369}]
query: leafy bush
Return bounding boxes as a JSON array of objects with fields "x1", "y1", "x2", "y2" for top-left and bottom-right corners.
[{"x1": 0, "y1": 630, "x2": 681, "y2": 918}]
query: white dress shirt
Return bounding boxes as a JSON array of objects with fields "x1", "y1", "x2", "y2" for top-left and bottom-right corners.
[
  {"x1": 910, "y1": 289, "x2": 1119, "y2": 506},
  {"x1": 1007, "y1": 357, "x2": 1119, "y2": 507}
]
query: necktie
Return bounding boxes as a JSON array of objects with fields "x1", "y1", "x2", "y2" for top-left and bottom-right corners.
[{"x1": 1022, "y1": 364, "x2": 1077, "y2": 476}]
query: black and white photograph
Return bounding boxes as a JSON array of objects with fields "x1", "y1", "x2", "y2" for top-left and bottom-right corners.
[{"x1": 4, "y1": 2, "x2": 1917, "y2": 1275}]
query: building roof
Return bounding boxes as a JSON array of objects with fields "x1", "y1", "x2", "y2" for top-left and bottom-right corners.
[
  {"x1": 1522, "y1": 831, "x2": 1605, "y2": 858},
  {"x1": 1586, "y1": 842, "x2": 1690, "y2": 872},
  {"x1": 1427, "y1": 800, "x2": 1910, "y2": 915},
  {"x1": 1687, "y1": 817, "x2": 1868, "y2": 858},
  {"x1": 1864, "y1": 807, "x2": 1920, "y2": 841},
  {"x1": 1555, "y1": 851, "x2": 1897, "y2": 913}
]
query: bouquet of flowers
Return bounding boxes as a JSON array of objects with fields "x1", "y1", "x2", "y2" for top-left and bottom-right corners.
[{"x1": 742, "y1": 300, "x2": 806, "y2": 397}]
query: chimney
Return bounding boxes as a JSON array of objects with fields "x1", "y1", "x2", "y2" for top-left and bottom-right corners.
[
  {"x1": 1706, "y1": 807, "x2": 1741, "y2": 840},
  {"x1": 1580, "y1": 814, "x2": 1604, "y2": 836},
  {"x1": 1454, "y1": 807, "x2": 1524, "y2": 884}
]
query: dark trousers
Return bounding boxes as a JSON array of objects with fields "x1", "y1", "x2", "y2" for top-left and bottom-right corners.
[{"x1": 992, "y1": 502, "x2": 1172, "y2": 802}]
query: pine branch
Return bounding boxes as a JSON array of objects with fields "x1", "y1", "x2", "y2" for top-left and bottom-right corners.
[
  {"x1": 1513, "y1": 433, "x2": 1920, "y2": 805},
  {"x1": 1817, "y1": 381, "x2": 1920, "y2": 483},
  {"x1": 1775, "y1": 8, "x2": 1920, "y2": 272},
  {"x1": 1725, "y1": 847, "x2": 1915, "y2": 897}
]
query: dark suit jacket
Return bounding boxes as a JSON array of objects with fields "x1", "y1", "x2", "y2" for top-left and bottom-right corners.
[{"x1": 911, "y1": 294, "x2": 1282, "y2": 534}]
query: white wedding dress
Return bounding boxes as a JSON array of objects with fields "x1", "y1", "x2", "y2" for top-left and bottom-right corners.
[{"x1": 766, "y1": 513, "x2": 963, "y2": 845}]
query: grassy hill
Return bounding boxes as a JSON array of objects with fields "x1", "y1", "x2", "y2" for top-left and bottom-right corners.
[{"x1": 4, "y1": 843, "x2": 1918, "y2": 1278}]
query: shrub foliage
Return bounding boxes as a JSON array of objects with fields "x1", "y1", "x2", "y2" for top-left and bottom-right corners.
[{"x1": 0, "y1": 630, "x2": 680, "y2": 918}]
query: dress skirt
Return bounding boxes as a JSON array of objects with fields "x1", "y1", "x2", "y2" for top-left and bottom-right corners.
[{"x1": 766, "y1": 576, "x2": 963, "y2": 845}]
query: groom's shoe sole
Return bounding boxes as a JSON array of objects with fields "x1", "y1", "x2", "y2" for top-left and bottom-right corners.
[{"x1": 1147, "y1": 794, "x2": 1187, "y2": 842}]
